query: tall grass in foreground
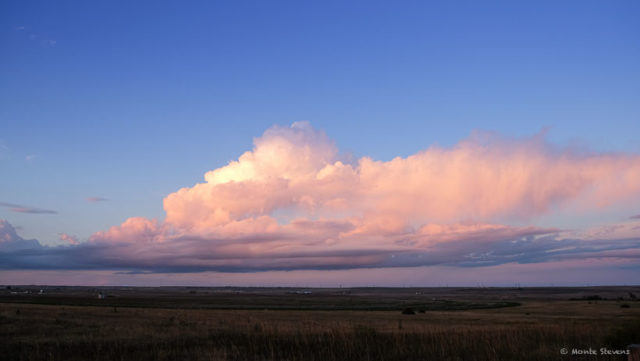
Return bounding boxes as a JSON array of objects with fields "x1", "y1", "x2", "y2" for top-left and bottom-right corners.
[
  {"x1": 5, "y1": 324, "x2": 634, "y2": 361},
  {"x1": 2, "y1": 302, "x2": 638, "y2": 361}
]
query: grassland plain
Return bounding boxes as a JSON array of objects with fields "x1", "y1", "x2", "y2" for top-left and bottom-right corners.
[{"x1": 1, "y1": 286, "x2": 639, "y2": 361}]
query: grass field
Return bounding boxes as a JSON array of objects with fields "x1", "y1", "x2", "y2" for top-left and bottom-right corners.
[{"x1": 1, "y1": 286, "x2": 639, "y2": 360}]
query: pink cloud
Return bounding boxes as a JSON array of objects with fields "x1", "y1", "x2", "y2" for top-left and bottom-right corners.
[
  {"x1": 558, "y1": 219, "x2": 640, "y2": 241},
  {"x1": 162, "y1": 123, "x2": 640, "y2": 237},
  {"x1": 4, "y1": 123, "x2": 640, "y2": 275},
  {"x1": 412, "y1": 223, "x2": 559, "y2": 247},
  {"x1": 89, "y1": 217, "x2": 164, "y2": 244},
  {"x1": 58, "y1": 233, "x2": 78, "y2": 245},
  {"x1": 77, "y1": 122, "x2": 640, "y2": 271},
  {"x1": 0, "y1": 219, "x2": 20, "y2": 243},
  {"x1": 0, "y1": 219, "x2": 41, "y2": 251}
]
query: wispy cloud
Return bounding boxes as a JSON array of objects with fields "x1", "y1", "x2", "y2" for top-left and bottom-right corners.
[
  {"x1": 630, "y1": 214, "x2": 640, "y2": 220},
  {"x1": 13, "y1": 25, "x2": 56, "y2": 48},
  {"x1": 86, "y1": 197, "x2": 109, "y2": 203},
  {"x1": 0, "y1": 201, "x2": 57, "y2": 214}
]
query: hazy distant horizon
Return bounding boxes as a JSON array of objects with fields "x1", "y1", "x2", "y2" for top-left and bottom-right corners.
[{"x1": 4, "y1": 283, "x2": 639, "y2": 288}]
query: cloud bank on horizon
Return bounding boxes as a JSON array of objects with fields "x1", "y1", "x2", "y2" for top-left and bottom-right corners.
[{"x1": 2, "y1": 122, "x2": 640, "y2": 274}]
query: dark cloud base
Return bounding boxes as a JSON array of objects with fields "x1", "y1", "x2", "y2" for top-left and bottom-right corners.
[{"x1": 2, "y1": 231, "x2": 639, "y2": 274}]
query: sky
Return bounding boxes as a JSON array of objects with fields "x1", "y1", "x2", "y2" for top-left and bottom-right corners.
[{"x1": 1, "y1": 1, "x2": 639, "y2": 286}]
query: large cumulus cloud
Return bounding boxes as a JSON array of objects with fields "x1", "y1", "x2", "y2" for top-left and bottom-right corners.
[
  {"x1": 2, "y1": 122, "x2": 640, "y2": 273},
  {"x1": 163, "y1": 122, "x2": 640, "y2": 234}
]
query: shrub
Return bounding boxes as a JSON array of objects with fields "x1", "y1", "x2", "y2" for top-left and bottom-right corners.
[{"x1": 401, "y1": 307, "x2": 415, "y2": 315}]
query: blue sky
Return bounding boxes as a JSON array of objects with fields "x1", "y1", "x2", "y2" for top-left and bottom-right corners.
[{"x1": 1, "y1": 1, "x2": 639, "y2": 285}]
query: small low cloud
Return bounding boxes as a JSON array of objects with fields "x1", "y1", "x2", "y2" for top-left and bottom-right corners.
[
  {"x1": 87, "y1": 197, "x2": 109, "y2": 203},
  {"x1": 630, "y1": 214, "x2": 640, "y2": 220},
  {"x1": 0, "y1": 201, "x2": 57, "y2": 215},
  {"x1": 59, "y1": 233, "x2": 78, "y2": 245},
  {"x1": 0, "y1": 219, "x2": 41, "y2": 251}
]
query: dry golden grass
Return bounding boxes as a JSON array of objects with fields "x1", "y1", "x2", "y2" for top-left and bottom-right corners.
[
  {"x1": 1, "y1": 287, "x2": 639, "y2": 360},
  {"x1": 0, "y1": 286, "x2": 640, "y2": 361}
]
